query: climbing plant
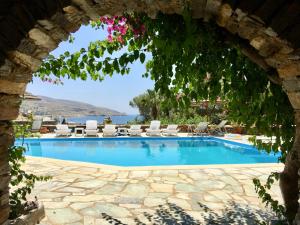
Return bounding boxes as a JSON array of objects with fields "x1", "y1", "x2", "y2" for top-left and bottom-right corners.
[
  {"x1": 9, "y1": 120, "x2": 51, "y2": 219},
  {"x1": 34, "y1": 12, "x2": 295, "y2": 223}
]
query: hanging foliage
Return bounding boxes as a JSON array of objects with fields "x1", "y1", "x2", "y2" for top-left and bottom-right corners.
[{"x1": 34, "y1": 12, "x2": 295, "y2": 223}]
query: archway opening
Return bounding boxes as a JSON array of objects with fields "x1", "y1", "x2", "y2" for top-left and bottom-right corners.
[{"x1": 0, "y1": 1, "x2": 299, "y2": 224}]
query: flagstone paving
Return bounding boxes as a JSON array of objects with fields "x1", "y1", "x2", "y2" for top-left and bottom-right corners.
[{"x1": 23, "y1": 157, "x2": 284, "y2": 225}]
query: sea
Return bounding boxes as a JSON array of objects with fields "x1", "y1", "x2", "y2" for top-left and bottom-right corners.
[{"x1": 66, "y1": 115, "x2": 141, "y2": 125}]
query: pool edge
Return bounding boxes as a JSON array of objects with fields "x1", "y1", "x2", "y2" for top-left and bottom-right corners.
[{"x1": 25, "y1": 155, "x2": 284, "y2": 171}]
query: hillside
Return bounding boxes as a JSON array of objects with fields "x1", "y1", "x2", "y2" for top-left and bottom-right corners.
[{"x1": 20, "y1": 95, "x2": 125, "y2": 117}]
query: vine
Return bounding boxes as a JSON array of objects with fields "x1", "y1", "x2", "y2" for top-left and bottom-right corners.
[
  {"x1": 9, "y1": 120, "x2": 51, "y2": 220},
  {"x1": 34, "y1": 12, "x2": 295, "y2": 223},
  {"x1": 253, "y1": 173, "x2": 285, "y2": 221}
]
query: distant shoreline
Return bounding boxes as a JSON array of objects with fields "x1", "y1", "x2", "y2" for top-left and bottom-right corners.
[
  {"x1": 65, "y1": 113, "x2": 128, "y2": 118},
  {"x1": 21, "y1": 95, "x2": 126, "y2": 117},
  {"x1": 66, "y1": 115, "x2": 141, "y2": 125}
]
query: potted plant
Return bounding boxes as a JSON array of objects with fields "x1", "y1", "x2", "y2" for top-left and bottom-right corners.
[
  {"x1": 103, "y1": 116, "x2": 112, "y2": 124},
  {"x1": 232, "y1": 122, "x2": 244, "y2": 134}
]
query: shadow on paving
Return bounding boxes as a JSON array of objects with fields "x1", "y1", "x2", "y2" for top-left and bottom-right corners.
[{"x1": 101, "y1": 201, "x2": 276, "y2": 225}]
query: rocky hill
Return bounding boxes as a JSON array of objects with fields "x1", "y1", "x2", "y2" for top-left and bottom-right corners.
[{"x1": 20, "y1": 95, "x2": 125, "y2": 117}]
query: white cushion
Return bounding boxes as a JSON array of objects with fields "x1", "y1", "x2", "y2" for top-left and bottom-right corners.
[
  {"x1": 56, "y1": 124, "x2": 69, "y2": 130},
  {"x1": 167, "y1": 125, "x2": 178, "y2": 130},
  {"x1": 130, "y1": 125, "x2": 141, "y2": 130},
  {"x1": 104, "y1": 125, "x2": 116, "y2": 130},
  {"x1": 86, "y1": 120, "x2": 98, "y2": 129}
]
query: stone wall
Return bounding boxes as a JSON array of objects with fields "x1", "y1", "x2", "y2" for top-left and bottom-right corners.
[
  {"x1": 0, "y1": 121, "x2": 14, "y2": 225},
  {"x1": 0, "y1": 0, "x2": 299, "y2": 224}
]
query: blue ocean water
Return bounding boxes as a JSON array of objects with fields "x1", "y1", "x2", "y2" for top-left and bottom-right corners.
[
  {"x1": 17, "y1": 137, "x2": 280, "y2": 166},
  {"x1": 67, "y1": 115, "x2": 141, "y2": 125}
]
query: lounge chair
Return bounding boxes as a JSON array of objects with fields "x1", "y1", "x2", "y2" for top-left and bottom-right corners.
[
  {"x1": 128, "y1": 125, "x2": 142, "y2": 136},
  {"x1": 193, "y1": 122, "x2": 209, "y2": 136},
  {"x1": 162, "y1": 124, "x2": 179, "y2": 136},
  {"x1": 117, "y1": 127, "x2": 128, "y2": 136},
  {"x1": 31, "y1": 120, "x2": 43, "y2": 132},
  {"x1": 146, "y1": 120, "x2": 161, "y2": 136},
  {"x1": 210, "y1": 120, "x2": 228, "y2": 136},
  {"x1": 54, "y1": 124, "x2": 72, "y2": 137},
  {"x1": 102, "y1": 124, "x2": 117, "y2": 137},
  {"x1": 85, "y1": 120, "x2": 99, "y2": 136}
]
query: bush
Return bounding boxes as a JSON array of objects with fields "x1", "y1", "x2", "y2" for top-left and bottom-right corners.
[
  {"x1": 9, "y1": 122, "x2": 51, "y2": 219},
  {"x1": 159, "y1": 114, "x2": 207, "y2": 125}
]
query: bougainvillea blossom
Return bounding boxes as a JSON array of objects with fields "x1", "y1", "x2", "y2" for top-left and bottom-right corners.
[
  {"x1": 99, "y1": 15, "x2": 145, "y2": 43},
  {"x1": 41, "y1": 77, "x2": 64, "y2": 85}
]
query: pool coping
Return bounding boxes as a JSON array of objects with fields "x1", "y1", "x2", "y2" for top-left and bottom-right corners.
[
  {"x1": 22, "y1": 136, "x2": 283, "y2": 170},
  {"x1": 25, "y1": 155, "x2": 283, "y2": 170}
]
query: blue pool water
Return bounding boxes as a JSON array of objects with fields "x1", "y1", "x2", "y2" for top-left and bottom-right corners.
[{"x1": 15, "y1": 137, "x2": 279, "y2": 166}]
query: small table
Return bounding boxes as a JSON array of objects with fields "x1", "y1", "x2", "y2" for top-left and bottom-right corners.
[
  {"x1": 117, "y1": 127, "x2": 128, "y2": 136},
  {"x1": 74, "y1": 128, "x2": 84, "y2": 137}
]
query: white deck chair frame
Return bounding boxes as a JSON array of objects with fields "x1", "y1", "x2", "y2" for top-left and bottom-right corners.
[
  {"x1": 54, "y1": 124, "x2": 72, "y2": 137},
  {"x1": 146, "y1": 120, "x2": 161, "y2": 136},
  {"x1": 128, "y1": 125, "x2": 142, "y2": 136},
  {"x1": 162, "y1": 124, "x2": 179, "y2": 136},
  {"x1": 85, "y1": 120, "x2": 99, "y2": 136},
  {"x1": 193, "y1": 122, "x2": 209, "y2": 136},
  {"x1": 210, "y1": 120, "x2": 228, "y2": 135},
  {"x1": 102, "y1": 124, "x2": 117, "y2": 137}
]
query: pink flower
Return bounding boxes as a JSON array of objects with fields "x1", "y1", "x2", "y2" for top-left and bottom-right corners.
[
  {"x1": 107, "y1": 18, "x2": 114, "y2": 25},
  {"x1": 112, "y1": 25, "x2": 118, "y2": 31},
  {"x1": 107, "y1": 26, "x2": 112, "y2": 34},
  {"x1": 100, "y1": 15, "x2": 145, "y2": 42},
  {"x1": 118, "y1": 17, "x2": 126, "y2": 26},
  {"x1": 119, "y1": 26, "x2": 127, "y2": 35},
  {"x1": 108, "y1": 34, "x2": 113, "y2": 42},
  {"x1": 117, "y1": 35, "x2": 124, "y2": 44},
  {"x1": 120, "y1": 17, "x2": 127, "y2": 23}
]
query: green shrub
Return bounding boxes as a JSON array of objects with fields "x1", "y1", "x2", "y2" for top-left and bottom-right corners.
[{"x1": 9, "y1": 122, "x2": 51, "y2": 219}]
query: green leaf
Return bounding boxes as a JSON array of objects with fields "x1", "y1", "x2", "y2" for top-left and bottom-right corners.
[
  {"x1": 140, "y1": 53, "x2": 146, "y2": 63},
  {"x1": 96, "y1": 62, "x2": 102, "y2": 71},
  {"x1": 82, "y1": 54, "x2": 88, "y2": 63},
  {"x1": 134, "y1": 50, "x2": 139, "y2": 59},
  {"x1": 68, "y1": 35, "x2": 75, "y2": 43},
  {"x1": 113, "y1": 59, "x2": 119, "y2": 72}
]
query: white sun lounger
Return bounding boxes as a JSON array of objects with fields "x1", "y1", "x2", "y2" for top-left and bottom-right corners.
[
  {"x1": 85, "y1": 120, "x2": 99, "y2": 136},
  {"x1": 193, "y1": 122, "x2": 209, "y2": 136},
  {"x1": 128, "y1": 125, "x2": 142, "y2": 136},
  {"x1": 210, "y1": 120, "x2": 228, "y2": 136},
  {"x1": 54, "y1": 124, "x2": 72, "y2": 137},
  {"x1": 102, "y1": 124, "x2": 117, "y2": 137},
  {"x1": 31, "y1": 119, "x2": 43, "y2": 132},
  {"x1": 146, "y1": 120, "x2": 161, "y2": 136},
  {"x1": 162, "y1": 124, "x2": 179, "y2": 136}
]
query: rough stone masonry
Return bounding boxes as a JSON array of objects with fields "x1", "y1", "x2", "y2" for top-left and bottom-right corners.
[{"x1": 0, "y1": 0, "x2": 299, "y2": 224}]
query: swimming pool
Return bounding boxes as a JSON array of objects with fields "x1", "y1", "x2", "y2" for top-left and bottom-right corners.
[{"x1": 15, "y1": 137, "x2": 279, "y2": 166}]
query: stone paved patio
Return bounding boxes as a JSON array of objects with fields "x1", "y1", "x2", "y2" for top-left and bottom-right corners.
[{"x1": 23, "y1": 157, "x2": 283, "y2": 225}]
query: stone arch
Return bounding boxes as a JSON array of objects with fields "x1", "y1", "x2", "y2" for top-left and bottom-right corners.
[{"x1": 0, "y1": 1, "x2": 299, "y2": 224}]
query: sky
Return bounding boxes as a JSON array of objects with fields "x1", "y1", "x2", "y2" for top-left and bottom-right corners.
[{"x1": 26, "y1": 25, "x2": 154, "y2": 114}]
